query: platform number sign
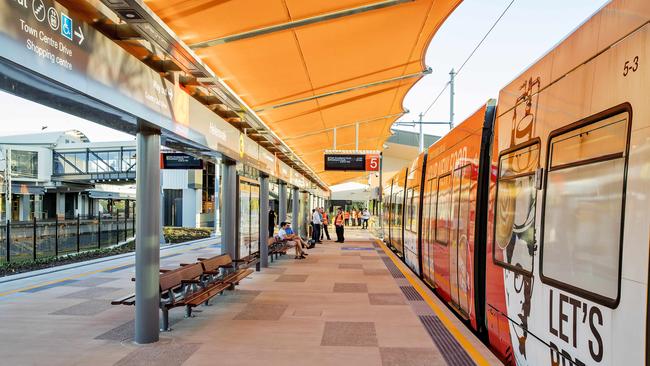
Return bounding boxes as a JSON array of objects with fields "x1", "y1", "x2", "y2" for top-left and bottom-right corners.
[{"x1": 365, "y1": 154, "x2": 380, "y2": 171}]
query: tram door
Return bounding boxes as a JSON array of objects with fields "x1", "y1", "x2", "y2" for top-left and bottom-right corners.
[{"x1": 449, "y1": 165, "x2": 472, "y2": 315}]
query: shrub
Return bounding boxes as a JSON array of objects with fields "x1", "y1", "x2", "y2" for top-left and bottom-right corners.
[{"x1": 163, "y1": 227, "x2": 212, "y2": 243}]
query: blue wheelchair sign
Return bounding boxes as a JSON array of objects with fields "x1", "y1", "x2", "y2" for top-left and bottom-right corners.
[{"x1": 61, "y1": 13, "x2": 72, "y2": 40}]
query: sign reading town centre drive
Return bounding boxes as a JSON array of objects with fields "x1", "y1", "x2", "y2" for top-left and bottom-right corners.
[{"x1": 324, "y1": 152, "x2": 380, "y2": 171}]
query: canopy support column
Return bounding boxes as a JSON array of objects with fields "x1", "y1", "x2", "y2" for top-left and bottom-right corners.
[
  {"x1": 278, "y1": 182, "x2": 287, "y2": 223},
  {"x1": 292, "y1": 186, "x2": 300, "y2": 236},
  {"x1": 259, "y1": 174, "x2": 269, "y2": 268},
  {"x1": 135, "y1": 128, "x2": 161, "y2": 344},
  {"x1": 221, "y1": 160, "x2": 237, "y2": 257}
]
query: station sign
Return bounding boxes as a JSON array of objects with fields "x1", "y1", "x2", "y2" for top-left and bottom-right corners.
[
  {"x1": 161, "y1": 153, "x2": 203, "y2": 170},
  {"x1": 324, "y1": 152, "x2": 380, "y2": 172}
]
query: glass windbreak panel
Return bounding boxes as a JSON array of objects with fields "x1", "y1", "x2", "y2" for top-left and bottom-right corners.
[
  {"x1": 550, "y1": 114, "x2": 628, "y2": 168},
  {"x1": 494, "y1": 174, "x2": 536, "y2": 272},
  {"x1": 499, "y1": 144, "x2": 539, "y2": 178},
  {"x1": 250, "y1": 184, "x2": 260, "y2": 254},
  {"x1": 11, "y1": 150, "x2": 38, "y2": 179},
  {"x1": 436, "y1": 174, "x2": 451, "y2": 244},
  {"x1": 239, "y1": 182, "x2": 251, "y2": 259},
  {"x1": 122, "y1": 150, "x2": 136, "y2": 171}
]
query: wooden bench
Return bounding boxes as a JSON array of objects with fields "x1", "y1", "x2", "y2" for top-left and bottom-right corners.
[
  {"x1": 267, "y1": 237, "x2": 288, "y2": 262},
  {"x1": 112, "y1": 254, "x2": 255, "y2": 330}
]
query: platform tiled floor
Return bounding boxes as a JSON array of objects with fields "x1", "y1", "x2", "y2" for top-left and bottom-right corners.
[{"x1": 0, "y1": 229, "x2": 501, "y2": 365}]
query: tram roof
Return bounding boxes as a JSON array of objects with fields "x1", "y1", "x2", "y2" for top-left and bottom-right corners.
[{"x1": 142, "y1": 0, "x2": 461, "y2": 185}]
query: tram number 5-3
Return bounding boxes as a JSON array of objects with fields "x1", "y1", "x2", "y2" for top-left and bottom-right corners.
[{"x1": 623, "y1": 56, "x2": 639, "y2": 77}]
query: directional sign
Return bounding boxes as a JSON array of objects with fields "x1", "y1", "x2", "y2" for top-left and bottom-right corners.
[{"x1": 60, "y1": 12, "x2": 72, "y2": 40}]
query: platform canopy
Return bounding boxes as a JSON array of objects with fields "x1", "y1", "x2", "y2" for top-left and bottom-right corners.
[{"x1": 144, "y1": 0, "x2": 461, "y2": 186}]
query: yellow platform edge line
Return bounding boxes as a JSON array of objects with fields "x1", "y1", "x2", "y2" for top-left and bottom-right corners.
[
  {"x1": 375, "y1": 238, "x2": 492, "y2": 366},
  {"x1": 0, "y1": 243, "x2": 213, "y2": 298}
]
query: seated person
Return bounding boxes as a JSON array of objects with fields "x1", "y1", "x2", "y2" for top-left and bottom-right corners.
[
  {"x1": 277, "y1": 222, "x2": 306, "y2": 259},
  {"x1": 284, "y1": 223, "x2": 310, "y2": 250}
]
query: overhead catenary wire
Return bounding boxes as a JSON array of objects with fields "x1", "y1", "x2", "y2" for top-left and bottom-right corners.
[{"x1": 421, "y1": 0, "x2": 516, "y2": 118}]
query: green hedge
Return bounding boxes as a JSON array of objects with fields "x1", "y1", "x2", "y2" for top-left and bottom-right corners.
[
  {"x1": 0, "y1": 240, "x2": 135, "y2": 277},
  {"x1": 163, "y1": 227, "x2": 212, "y2": 243}
]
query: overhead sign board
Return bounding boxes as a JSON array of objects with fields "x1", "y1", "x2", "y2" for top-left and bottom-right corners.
[
  {"x1": 161, "y1": 153, "x2": 203, "y2": 170},
  {"x1": 324, "y1": 153, "x2": 380, "y2": 172}
]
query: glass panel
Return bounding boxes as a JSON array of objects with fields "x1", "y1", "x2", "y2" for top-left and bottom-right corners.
[
  {"x1": 544, "y1": 154, "x2": 624, "y2": 300},
  {"x1": 250, "y1": 184, "x2": 260, "y2": 255},
  {"x1": 494, "y1": 174, "x2": 536, "y2": 272},
  {"x1": 499, "y1": 144, "x2": 539, "y2": 178},
  {"x1": 436, "y1": 175, "x2": 451, "y2": 244},
  {"x1": 550, "y1": 114, "x2": 628, "y2": 168},
  {"x1": 239, "y1": 182, "x2": 251, "y2": 259},
  {"x1": 11, "y1": 150, "x2": 38, "y2": 179}
]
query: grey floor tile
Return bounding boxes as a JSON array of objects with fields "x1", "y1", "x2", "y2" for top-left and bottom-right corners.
[
  {"x1": 368, "y1": 293, "x2": 407, "y2": 306},
  {"x1": 114, "y1": 342, "x2": 201, "y2": 366},
  {"x1": 50, "y1": 299, "x2": 112, "y2": 316},
  {"x1": 21, "y1": 279, "x2": 80, "y2": 293},
  {"x1": 233, "y1": 303, "x2": 288, "y2": 320},
  {"x1": 275, "y1": 274, "x2": 309, "y2": 282},
  {"x1": 380, "y1": 347, "x2": 444, "y2": 366},
  {"x1": 61, "y1": 286, "x2": 122, "y2": 299},
  {"x1": 333, "y1": 282, "x2": 368, "y2": 293},
  {"x1": 321, "y1": 321, "x2": 378, "y2": 347},
  {"x1": 68, "y1": 277, "x2": 118, "y2": 287}
]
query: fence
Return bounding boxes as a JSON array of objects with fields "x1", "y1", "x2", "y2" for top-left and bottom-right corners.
[{"x1": 0, "y1": 212, "x2": 135, "y2": 263}]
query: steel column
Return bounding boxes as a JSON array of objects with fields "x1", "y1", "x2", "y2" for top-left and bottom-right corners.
[
  {"x1": 220, "y1": 161, "x2": 237, "y2": 257},
  {"x1": 259, "y1": 175, "x2": 269, "y2": 268},
  {"x1": 213, "y1": 161, "x2": 220, "y2": 236},
  {"x1": 134, "y1": 130, "x2": 161, "y2": 344},
  {"x1": 292, "y1": 187, "x2": 300, "y2": 236},
  {"x1": 278, "y1": 182, "x2": 287, "y2": 223}
]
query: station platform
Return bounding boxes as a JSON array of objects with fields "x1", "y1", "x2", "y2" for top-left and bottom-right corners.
[{"x1": 0, "y1": 230, "x2": 501, "y2": 366}]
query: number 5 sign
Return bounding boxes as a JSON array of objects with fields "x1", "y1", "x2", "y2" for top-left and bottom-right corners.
[{"x1": 365, "y1": 154, "x2": 380, "y2": 171}]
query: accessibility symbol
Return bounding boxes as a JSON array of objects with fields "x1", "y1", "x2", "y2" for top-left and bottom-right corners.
[
  {"x1": 32, "y1": 0, "x2": 46, "y2": 22},
  {"x1": 47, "y1": 7, "x2": 59, "y2": 31},
  {"x1": 61, "y1": 13, "x2": 73, "y2": 40}
]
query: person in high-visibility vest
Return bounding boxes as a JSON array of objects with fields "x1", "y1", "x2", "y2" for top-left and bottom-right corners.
[
  {"x1": 344, "y1": 210, "x2": 350, "y2": 226},
  {"x1": 334, "y1": 208, "x2": 345, "y2": 243}
]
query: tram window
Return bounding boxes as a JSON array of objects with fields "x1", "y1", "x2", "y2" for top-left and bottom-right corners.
[
  {"x1": 493, "y1": 143, "x2": 539, "y2": 273},
  {"x1": 542, "y1": 112, "x2": 629, "y2": 304},
  {"x1": 406, "y1": 188, "x2": 414, "y2": 231},
  {"x1": 436, "y1": 174, "x2": 451, "y2": 244},
  {"x1": 413, "y1": 186, "x2": 419, "y2": 232}
]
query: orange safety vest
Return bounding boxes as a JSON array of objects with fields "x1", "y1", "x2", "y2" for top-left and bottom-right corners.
[
  {"x1": 335, "y1": 213, "x2": 344, "y2": 226},
  {"x1": 344, "y1": 212, "x2": 350, "y2": 219}
]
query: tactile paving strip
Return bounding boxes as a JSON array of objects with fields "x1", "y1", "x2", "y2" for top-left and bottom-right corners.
[
  {"x1": 376, "y1": 240, "x2": 476, "y2": 366},
  {"x1": 399, "y1": 286, "x2": 424, "y2": 301},
  {"x1": 381, "y1": 257, "x2": 405, "y2": 278},
  {"x1": 419, "y1": 315, "x2": 475, "y2": 366}
]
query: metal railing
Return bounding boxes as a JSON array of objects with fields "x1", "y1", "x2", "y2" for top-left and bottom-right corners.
[{"x1": 0, "y1": 212, "x2": 136, "y2": 263}]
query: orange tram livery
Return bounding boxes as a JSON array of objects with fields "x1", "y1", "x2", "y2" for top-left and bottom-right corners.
[{"x1": 382, "y1": 1, "x2": 650, "y2": 364}]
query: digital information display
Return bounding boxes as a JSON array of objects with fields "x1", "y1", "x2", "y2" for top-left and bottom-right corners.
[
  {"x1": 161, "y1": 153, "x2": 203, "y2": 170},
  {"x1": 324, "y1": 154, "x2": 380, "y2": 171}
]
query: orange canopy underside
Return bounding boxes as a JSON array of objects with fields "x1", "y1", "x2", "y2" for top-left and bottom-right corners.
[{"x1": 144, "y1": 0, "x2": 460, "y2": 186}]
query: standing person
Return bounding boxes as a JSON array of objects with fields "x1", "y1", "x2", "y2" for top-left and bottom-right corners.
[
  {"x1": 344, "y1": 210, "x2": 350, "y2": 226},
  {"x1": 320, "y1": 207, "x2": 331, "y2": 241},
  {"x1": 361, "y1": 208, "x2": 370, "y2": 229},
  {"x1": 311, "y1": 208, "x2": 322, "y2": 246},
  {"x1": 268, "y1": 208, "x2": 276, "y2": 238},
  {"x1": 334, "y1": 208, "x2": 345, "y2": 243},
  {"x1": 351, "y1": 209, "x2": 357, "y2": 226}
]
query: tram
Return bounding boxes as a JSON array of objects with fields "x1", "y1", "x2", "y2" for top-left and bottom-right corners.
[{"x1": 382, "y1": 1, "x2": 650, "y2": 364}]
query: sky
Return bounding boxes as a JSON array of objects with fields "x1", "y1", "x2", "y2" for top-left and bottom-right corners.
[{"x1": 0, "y1": 0, "x2": 610, "y2": 142}]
